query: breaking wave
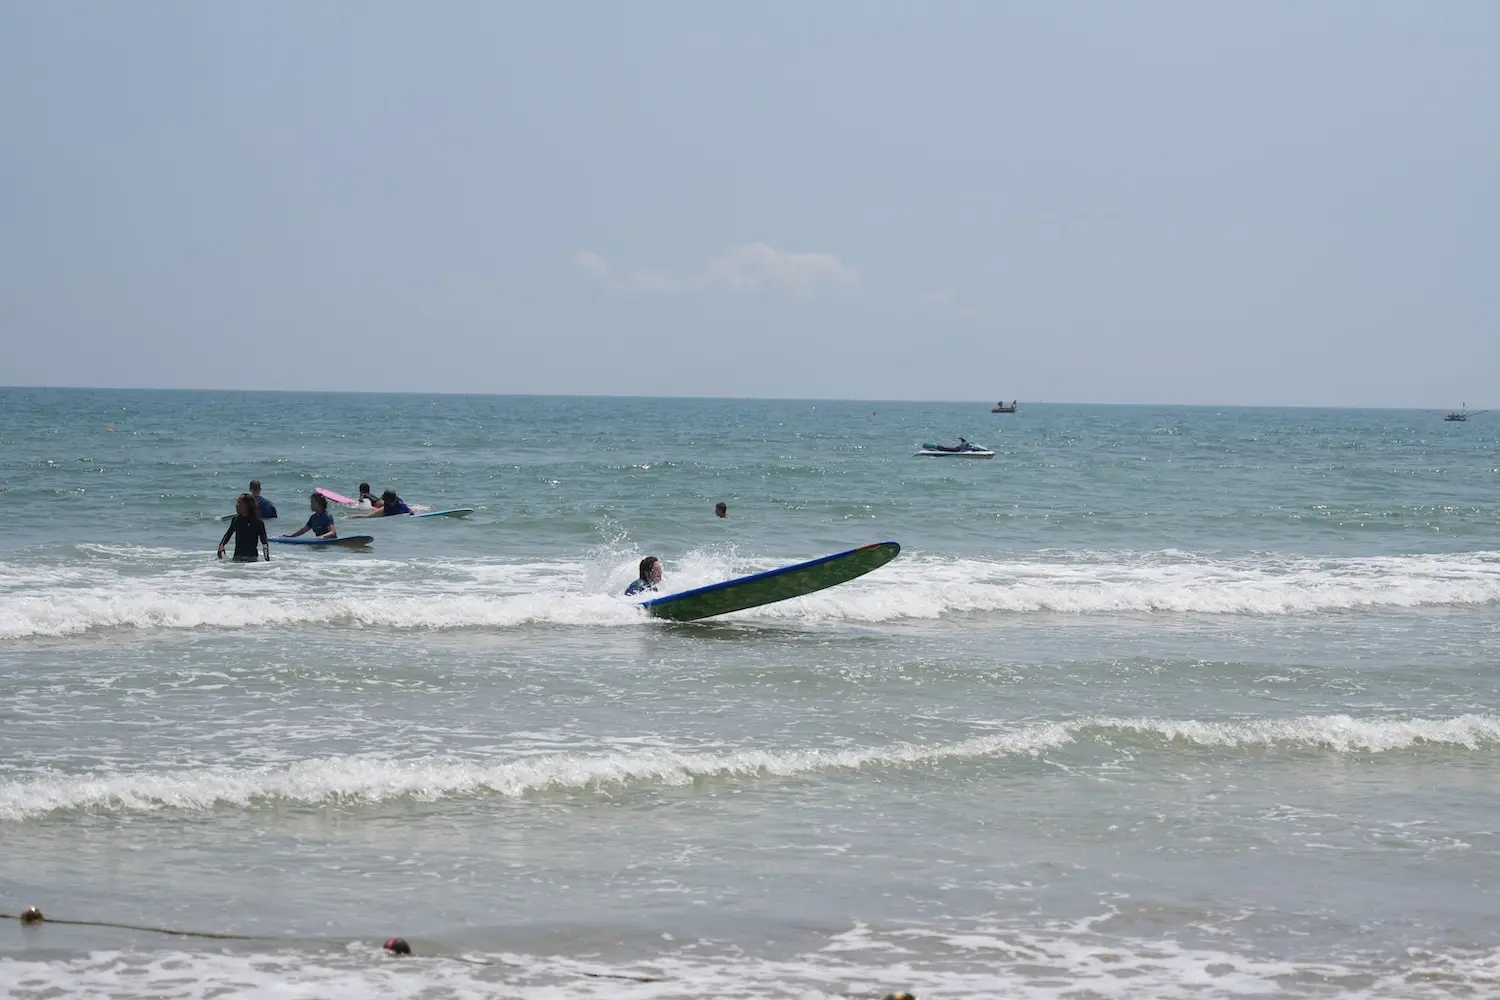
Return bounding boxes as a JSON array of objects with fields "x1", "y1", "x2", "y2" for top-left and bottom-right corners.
[{"x1": 4, "y1": 714, "x2": 1495, "y2": 822}]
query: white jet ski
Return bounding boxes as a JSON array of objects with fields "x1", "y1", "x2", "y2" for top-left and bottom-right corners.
[{"x1": 915, "y1": 439, "x2": 994, "y2": 458}]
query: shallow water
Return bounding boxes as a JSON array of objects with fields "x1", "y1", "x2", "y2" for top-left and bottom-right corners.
[{"x1": 2, "y1": 389, "x2": 1498, "y2": 998}]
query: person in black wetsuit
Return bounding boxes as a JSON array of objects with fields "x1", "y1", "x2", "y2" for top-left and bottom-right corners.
[{"x1": 218, "y1": 494, "x2": 270, "y2": 562}]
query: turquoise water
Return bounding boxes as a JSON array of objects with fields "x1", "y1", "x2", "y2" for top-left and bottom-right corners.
[{"x1": 2, "y1": 388, "x2": 1499, "y2": 998}]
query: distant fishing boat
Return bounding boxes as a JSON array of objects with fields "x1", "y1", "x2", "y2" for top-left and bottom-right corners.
[
  {"x1": 1444, "y1": 404, "x2": 1485, "y2": 422},
  {"x1": 991, "y1": 400, "x2": 1018, "y2": 413}
]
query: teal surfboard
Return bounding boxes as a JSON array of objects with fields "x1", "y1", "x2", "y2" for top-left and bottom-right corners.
[
  {"x1": 640, "y1": 542, "x2": 900, "y2": 622},
  {"x1": 270, "y1": 535, "x2": 374, "y2": 548},
  {"x1": 341, "y1": 508, "x2": 474, "y2": 521}
]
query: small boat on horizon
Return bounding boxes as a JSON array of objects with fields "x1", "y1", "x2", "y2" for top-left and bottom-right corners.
[{"x1": 991, "y1": 400, "x2": 1018, "y2": 413}]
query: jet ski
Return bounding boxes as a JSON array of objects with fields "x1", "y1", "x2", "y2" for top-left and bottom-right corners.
[{"x1": 915, "y1": 439, "x2": 994, "y2": 458}]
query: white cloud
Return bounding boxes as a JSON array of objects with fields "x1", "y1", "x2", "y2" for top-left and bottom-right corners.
[
  {"x1": 571, "y1": 250, "x2": 613, "y2": 282},
  {"x1": 919, "y1": 286, "x2": 991, "y2": 324},
  {"x1": 699, "y1": 242, "x2": 861, "y2": 294},
  {"x1": 573, "y1": 243, "x2": 861, "y2": 296}
]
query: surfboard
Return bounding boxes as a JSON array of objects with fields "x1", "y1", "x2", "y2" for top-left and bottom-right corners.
[
  {"x1": 639, "y1": 541, "x2": 900, "y2": 622},
  {"x1": 270, "y1": 535, "x2": 374, "y2": 548},
  {"x1": 315, "y1": 487, "x2": 359, "y2": 505},
  {"x1": 340, "y1": 507, "x2": 474, "y2": 520}
]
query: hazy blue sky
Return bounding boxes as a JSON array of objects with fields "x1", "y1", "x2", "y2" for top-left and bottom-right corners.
[{"x1": 2, "y1": 3, "x2": 1496, "y2": 405}]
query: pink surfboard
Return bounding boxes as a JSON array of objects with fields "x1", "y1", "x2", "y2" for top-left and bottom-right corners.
[{"x1": 315, "y1": 487, "x2": 359, "y2": 505}]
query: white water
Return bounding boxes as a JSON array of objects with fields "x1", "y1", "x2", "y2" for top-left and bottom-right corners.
[
  {"x1": 4, "y1": 546, "x2": 1500, "y2": 638},
  {"x1": 5, "y1": 714, "x2": 1495, "y2": 822}
]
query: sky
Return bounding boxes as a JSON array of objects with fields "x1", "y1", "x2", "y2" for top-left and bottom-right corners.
[{"x1": 1, "y1": 3, "x2": 1496, "y2": 406}]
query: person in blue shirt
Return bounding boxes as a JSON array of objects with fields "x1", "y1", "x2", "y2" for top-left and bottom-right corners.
[
  {"x1": 625, "y1": 556, "x2": 662, "y2": 596},
  {"x1": 282, "y1": 492, "x2": 338, "y2": 539},
  {"x1": 349, "y1": 489, "x2": 413, "y2": 518},
  {"x1": 249, "y1": 479, "x2": 277, "y2": 519}
]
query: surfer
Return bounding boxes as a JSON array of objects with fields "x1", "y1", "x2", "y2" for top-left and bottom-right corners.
[
  {"x1": 283, "y1": 492, "x2": 337, "y2": 539},
  {"x1": 357, "y1": 482, "x2": 380, "y2": 508},
  {"x1": 248, "y1": 480, "x2": 277, "y2": 519},
  {"x1": 625, "y1": 556, "x2": 662, "y2": 596},
  {"x1": 715, "y1": 502, "x2": 728, "y2": 518},
  {"x1": 217, "y1": 494, "x2": 270, "y2": 562},
  {"x1": 348, "y1": 489, "x2": 413, "y2": 518}
]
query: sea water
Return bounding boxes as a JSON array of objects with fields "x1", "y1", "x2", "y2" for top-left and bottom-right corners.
[{"x1": 1, "y1": 387, "x2": 1497, "y2": 998}]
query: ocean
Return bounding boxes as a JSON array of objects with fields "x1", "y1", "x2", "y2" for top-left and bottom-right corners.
[{"x1": 1, "y1": 387, "x2": 1497, "y2": 999}]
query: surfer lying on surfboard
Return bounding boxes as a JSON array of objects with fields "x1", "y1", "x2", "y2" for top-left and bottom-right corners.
[
  {"x1": 282, "y1": 493, "x2": 337, "y2": 539},
  {"x1": 625, "y1": 556, "x2": 662, "y2": 596},
  {"x1": 347, "y1": 489, "x2": 414, "y2": 518}
]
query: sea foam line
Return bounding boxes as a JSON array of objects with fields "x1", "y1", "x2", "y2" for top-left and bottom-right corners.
[
  {"x1": 3, "y1": 715, "x2": 1496, "y2": 822},
  {"x1": 0, "y1": 919, "x2": 1497, "y2": 1000},
  {"x1": 5, "y1": 547, "x2": 1500, "y2": 637}
]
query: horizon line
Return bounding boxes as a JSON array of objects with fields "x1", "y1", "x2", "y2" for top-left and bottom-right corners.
[{"x1": 0, "y1": 384, "x2": 1489, "y2": 412}]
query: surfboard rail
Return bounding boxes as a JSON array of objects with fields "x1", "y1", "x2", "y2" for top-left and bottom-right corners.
[{"x1": 270, "y1": 535, "x2": 374, "y2": 547}]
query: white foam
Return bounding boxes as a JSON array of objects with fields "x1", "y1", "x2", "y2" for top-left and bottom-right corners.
[
  {"x1": 3, "y1": 714, "x2": 1495, "y2": 823},
  {"x1": 1092, "y1": 713, "x2": 1500, "y2": 752},
  {"x1": 3, "y1": 546, "x2": 1500, "y2": 638},
  {"x1": 0, "y1": 922, "x2": 1496, "y2": 1000}
]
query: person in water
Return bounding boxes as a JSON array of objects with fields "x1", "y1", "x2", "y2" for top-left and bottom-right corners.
[
  {"x1": 715, "y1": 502, "x2": 728, "y2": 518},
  {"x1": 218, "y1": 494, "x2": 270, "y2": 562},
  {"x1": 349, "y1": 489, "x2": 413, "y2": 518},
  {"x1": 625, "y1": 556, "x2": 662, "y2": 596},
  {"x1": 282, "y1": 492, "x2": 338, "y2": 539},
  {"x1": 248, "y1": 479, "x2": 277, "y2": 519},
  {"x1": 358, "y1": 482, "x2": 381, "y2": 508}
]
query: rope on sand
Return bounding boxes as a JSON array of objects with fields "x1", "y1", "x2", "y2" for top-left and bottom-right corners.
[{"x1": 4, "y1": 908, "x2": 667, "y2": 982}]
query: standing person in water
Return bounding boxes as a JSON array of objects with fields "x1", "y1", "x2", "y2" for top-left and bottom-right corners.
[
  {"x1": 625, "y1": 556, "x2": 662, "y2": 596},
  {"x1": 218, "y1": 494, "x2": 270, "y2": 562},
  {"x1": 349, "y1": 489, "x2": 413, "y2": 518},
  {"x1": 248, "y1": 480, "x2": 277, "y2": 519},
  {"x1": 357, "y1": 482, "x2": 381, "y2": 508},
  {"x1": 282, "y1": 492, "x2": 338, "y2": 539}
]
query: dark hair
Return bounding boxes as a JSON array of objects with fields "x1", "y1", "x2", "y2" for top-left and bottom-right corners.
[
  {"x1": 237, "y1": 493, "x2": 261, "y2": 522},
  {"x1": 714, "y1": 502, "x2": 727, "y2": 516},
  {"x1": 310, "y1": 492, "x2": 328, "y2": 511},
  {"x1": 638, "y1": 556, "x2": 659, "y2": 579},
  {"x1": 382, "y1": 489, "x2": 399, "y2": 503},
  {"x1": 249, "y1": 479, "x2": 262, "y2": 491},
  {"x1": 359, "y1": 483, "x2": 372, "y2": 495}
]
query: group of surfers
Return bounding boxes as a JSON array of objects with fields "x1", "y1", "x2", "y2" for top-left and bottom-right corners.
[
  {"x1": 218, "y1": 483, "x2": 730, "y2": 600},
  {"x1": 216, "y1": 481, "x2": 415, "y2": 561}
]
